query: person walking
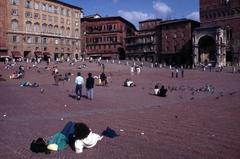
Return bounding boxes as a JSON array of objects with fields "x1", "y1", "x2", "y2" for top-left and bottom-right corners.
[
  {"x1": 75, "y1": 72, "x2": 84, "y2": 100},
  {"x1": 86, "y1": 73, "x2": 94, "y2": 100},
  {"x1": 175, "y1": 68, "x2": 179, "y2": 78}
]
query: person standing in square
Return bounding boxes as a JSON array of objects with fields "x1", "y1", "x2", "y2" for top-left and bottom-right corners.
[
  {"x1": 86, "y1": 73, "x2": 94, "y2": 100},
  {"x1": 75, "y1": 72, "x2": 84, "y2": 100}
]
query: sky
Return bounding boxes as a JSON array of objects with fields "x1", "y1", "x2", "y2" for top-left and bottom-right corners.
[{"x1": 61, "y1": 0, "x2": 199, "y2": 28}]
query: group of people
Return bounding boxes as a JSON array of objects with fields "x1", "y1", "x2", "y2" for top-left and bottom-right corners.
[
  {"x1": 154, "y1": 83, "x2": 168, "y2": 97},
  {"x1": 130, "y1": 65, "x2": 141, "y2": 74},
  {"x1": 9, "y1": 65, "x2": 25, "y2": 79},
  {"x1": 51, "y1": 64, "x2": 107, "y2": 100},
  {"x1": 31, "y1": 121, "x2": 103, "y2": 154},
  {"x1": 171, "y1": 67, "x2": 184, "y2": 78},
  {"x1": 75, "y1": 72, "x2": 95, "y2": 100}
]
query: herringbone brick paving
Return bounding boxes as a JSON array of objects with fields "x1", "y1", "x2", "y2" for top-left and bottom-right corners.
[{"x1": 0, "y1": 61, "x2": 240, "y2": 159}]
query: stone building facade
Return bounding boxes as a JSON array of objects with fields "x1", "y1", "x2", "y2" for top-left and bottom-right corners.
[
  {"x1": 193, "y1": 0, "x2": 240, "y2": 66},
  {"x1": 3, "y1": 0, "x2": 83, "y2": 60},
  {"x1": 81, "y1": 15, "x2": 137, "y2": 59},
  {"x1": 125, "y1": 19, "x2": 162, "y2": 62},
  {"x1": 156, "y1": 19, "x2": 200, "y2": 66},
  {"x1": 0, "y1": 0, "x2": 8, "y2": 58}
]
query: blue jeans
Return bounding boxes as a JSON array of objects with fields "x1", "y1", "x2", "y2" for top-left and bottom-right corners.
[
  {"x1": 87, "y1": 88, "x2": 93, "y2": 99},
  {"x1": 75, "y1": 84, "x2": 82, "y2": 97}
]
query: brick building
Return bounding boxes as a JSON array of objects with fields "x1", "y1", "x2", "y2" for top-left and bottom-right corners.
[
  {"x1": 2, "y1": 0, "x2": 83, "y2": 61},
  {"x1": 0, "y1": 0, "x2": 8, "y2": 58},
  {"x1": 125, "y1": 19, "x2": 199, "y2": 66},
  {"x1": 193, "y1": 0, "x2": 240, "y2": 66},
  {"x1": 81, "y1": 14, "x2": 137, "y2": 59},
  {"x1": 125, "y1": 19, "x2": 162, "y2": 62},
  {"x1": 156, "y1": 19, "x2": 200, "y2": 66}
]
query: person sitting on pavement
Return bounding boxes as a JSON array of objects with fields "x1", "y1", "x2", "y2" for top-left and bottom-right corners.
[
  {"x1": 52, "y1": 66, "x2": 59, "y2": 75},
  {"x1": 18, "y1": 65, "x2": 25, "y2": 77},
  {"x1": 100, "y1": 72, "x2": 107, "y2": 86},
  {"x1": 10, "y1": 70, "x2": 24, "y2": 79},
  {"x1": 157, "y1": 85, "x2": 168, "y2": 97},
  {"x1": 54, "y1": 72, "x2": 63, "y2": 85},
  {"x1": 64, "y1": 72, "x2": 71, "y2": 81},
  {"x1": 154, "y1": 84, "x2": 160, "y2": 95},
  {"x1": 123, "y1": 79, "x2": 136, "y2": 87}
]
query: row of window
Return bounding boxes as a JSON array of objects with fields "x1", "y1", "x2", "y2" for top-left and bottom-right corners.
[
  {"x1": 139, "y1": 21, "x2": 162, "y2": 30},
  {"x1": 86, "y1": 24, "x2": 122, "y2": 33},
  {"x1": 126, "y1": 36, "x2": 154, "y2": 44},
  {"x1": 126, "y1": 46, "x2": 155, "y2": 52},
  {"x1": 86, "y1": 44, "x2": 118, "y2": 50},
  {"x1": 11, "y1": 35, "x2": 80, "y2": 46},
  {"x1": 24, "y1": 12, "x2": 79, "y2": 26},
  {"x1": 10, "y1": 9, "x2": 80, "y2": 26},
  {"x1": 164, "y1": 33, "x2": 186, "y2": 39},
  {"x1": 201, "y1": 9, "x2": 238, "y2": 20},
  {"x1": 10, "y1": 0, "x2": 81, "y2": 18},
  {"x1": 86, "y1": 36, "x2": 119, "y2": 44},
  {"x1": 11, "y1": 20, "x2": 80, "y2": 37}
]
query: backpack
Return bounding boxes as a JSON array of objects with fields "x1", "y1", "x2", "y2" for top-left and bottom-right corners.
[{"x1": 30, "y1": 137, "x2": 50, "y2": 154}]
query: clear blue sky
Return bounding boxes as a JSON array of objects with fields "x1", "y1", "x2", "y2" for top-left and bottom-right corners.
[{"x1": 61, "y1": 0, "x2": 199, "y2": 27}]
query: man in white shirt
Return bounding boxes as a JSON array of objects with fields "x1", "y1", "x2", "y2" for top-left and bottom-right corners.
[{"x1": 75, "y1": 72, "x2": 84, "y2": 100}]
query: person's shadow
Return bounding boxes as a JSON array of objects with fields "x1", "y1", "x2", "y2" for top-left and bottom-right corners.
[{"x1": 68, "y1": 94, "x2": 88, "y2": 100}]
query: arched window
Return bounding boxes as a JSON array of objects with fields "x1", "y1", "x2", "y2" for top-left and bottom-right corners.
[
  {"x1": 25, "y1": 21, "x2": 32, "y2": 32},
  {"x1": 25, "y1": 0, "x2": 33, "y2": 8},
  {"x1": 42, "y1": 23, "x2": 47, "y2": 33},
  {"x1": 11, "y1": 19, "x2": 18, "y2": 30},
  {"x1": 11, "y1": 0, "x2": 19, "y2": 5},
  {"x1": 66, "y1": 27, "x2": 70, "y2": 36},
  {"x1": 48, "y1": 24, "x2": 53, "y2": 33},
  {"x1": 34, "y1": 23, "x2": 40, "y2": 32},
  {"x1": 60, "y1": 26, "x2": 65, "y2": 35},
  {"x1": 75, "y1": 29, "x2": 79, "y2": 37},
  {"x1": 54, "y1": 25, "x2": 59, "y2": 35}
]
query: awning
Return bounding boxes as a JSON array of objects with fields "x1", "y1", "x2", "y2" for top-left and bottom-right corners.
[
  {"x1": 0, "y1": 51, "x2": 9, "y2": 58},
  {"x1": 43, "y1": 52, "x2": 51, "y2": 57},
  {"x1": 11, "y1": 51, "x2": 22, "y2": 58},
  {"x1": 34, "y1": 51, "x2": 43, "y2": 57}
]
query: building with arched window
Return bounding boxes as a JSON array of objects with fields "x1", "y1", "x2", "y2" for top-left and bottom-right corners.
[
  {"x1": 81, "y1": 14, "x2": 137, "y2": 59},
  {"x1": 3, "y1": 0, "x2": 83, "y2": 60},
  {"x1": 0, "y1": 0, "x2": 8, "y2": 58},
  {"x1": 193, "y1": 0, "x2": 240, "y2": 66}
]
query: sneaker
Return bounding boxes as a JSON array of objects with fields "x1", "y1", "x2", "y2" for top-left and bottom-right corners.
[{"x1": 77, "y1": 96, "x2": 81, "y2": 100}]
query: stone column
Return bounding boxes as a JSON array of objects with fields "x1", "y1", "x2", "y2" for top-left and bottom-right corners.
[
  {"x1": 192, "y1": 33, "x2": 199, "y2": 65},
  {"x1": 216, "y1": 45, "x2": 221, "y2": 67},
  {"x1": 193, "y1": 45, "x2": 198, "y2": 65},
  {"x1": 216, "y1": 29, "x2": 222, "y2": 67}
]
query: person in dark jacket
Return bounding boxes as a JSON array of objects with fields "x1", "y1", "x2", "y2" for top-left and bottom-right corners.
[
  {"x1": 86, "y1": 73, "x2": 95, "y2": 100},
  {"x1": 158, "y1": 85, "x2": 168, "y2": 97},
  {"x1": 100, "y1": 72, "x2": 107, "y2": 86}
]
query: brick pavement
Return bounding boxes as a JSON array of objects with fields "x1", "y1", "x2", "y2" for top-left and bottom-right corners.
[{"x1": 0, "y1": 61, "x2": 240, "y2": 159}]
